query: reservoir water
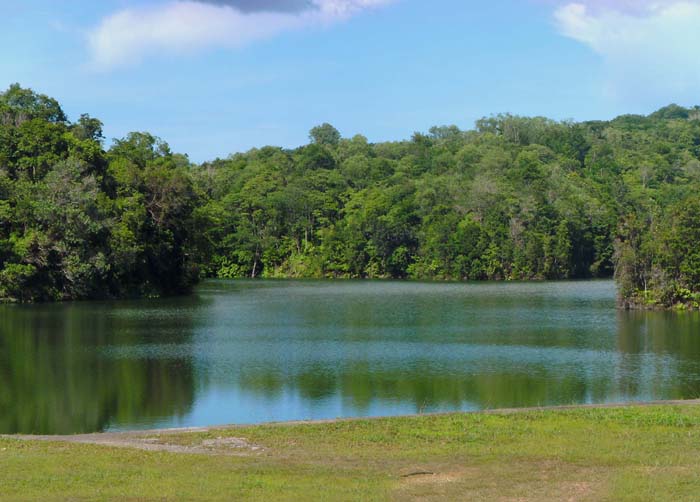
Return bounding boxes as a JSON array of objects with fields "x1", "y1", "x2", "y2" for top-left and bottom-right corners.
[{"x1": 2, "y1": 279, "x2": 700, "y2": 434}]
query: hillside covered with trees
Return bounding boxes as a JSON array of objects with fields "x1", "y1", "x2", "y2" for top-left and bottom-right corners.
[
  {"x1": 0, "y1": 84, "x2": 201, "y2": 302},
  {"x1": 1, "y1": 84, "x2": 699, "y2": 308}
]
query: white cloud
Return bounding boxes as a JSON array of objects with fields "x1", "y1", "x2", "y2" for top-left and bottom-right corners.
[
  {"x1": 88, "y1": 0, "x2": 393, "y2": 70},
  {"x1": 554, "y1": 1, "x2": 700, "y2": 98}
]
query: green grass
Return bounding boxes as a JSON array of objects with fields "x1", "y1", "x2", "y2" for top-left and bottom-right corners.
[{"x1": 4, "y1": 405, "x2": 700, "y2": 501}]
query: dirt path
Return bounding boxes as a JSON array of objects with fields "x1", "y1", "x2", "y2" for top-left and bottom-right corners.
[
  {"x1": 3, "y1": 429, "x2": 265, "y2": 455},
  {"x1": 4, "y1": 399, "x2": 700, "y2": 455}
]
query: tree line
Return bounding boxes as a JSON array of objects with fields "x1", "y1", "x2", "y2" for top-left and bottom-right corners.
[{"x1": 1, "y1": 84, "x2": 699, "y2": 308}]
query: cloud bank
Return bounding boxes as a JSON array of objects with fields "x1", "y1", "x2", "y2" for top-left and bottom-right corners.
[
  {"x1": 554, "y1": 1, "x2": 700, "y2": 97},
  {"x1": 88, "y1": 0, "x2": 393, "y2": 70}
]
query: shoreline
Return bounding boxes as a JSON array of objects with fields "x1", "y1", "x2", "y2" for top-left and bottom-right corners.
[{"x1": 6, "y1": 398, "x2": 700, "y2": 440}]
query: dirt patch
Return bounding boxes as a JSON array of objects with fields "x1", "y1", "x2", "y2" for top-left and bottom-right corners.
[
  {"x1": 400, "y1": 471, "x2": 463, "y2": 486},
  {"x1": 561, "y1": 481, "x2": 594, "y2": 501},
  {"x1": 3, "y1": 432, "x2": 264, "y2": 456},
  {"x1": 393, "y1": 462, "x2": 604, "y2": 502}
]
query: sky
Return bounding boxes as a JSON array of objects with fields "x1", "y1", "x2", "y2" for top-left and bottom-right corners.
[{"x1": 2, "y1": 0, "x2": 700, "y2": 162}]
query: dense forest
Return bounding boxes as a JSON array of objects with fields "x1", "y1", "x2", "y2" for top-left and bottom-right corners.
[{"x1": 1, "y1": 84, "x2": 699, "y2": 308}]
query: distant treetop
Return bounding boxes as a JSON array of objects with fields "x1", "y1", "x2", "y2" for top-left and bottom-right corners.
[
  {"x1": 0, "y1": 83, "x2": 67, "y2": 125},
  {"x1": 309, "y1": 123, "x2": 341, "y2": 146}
]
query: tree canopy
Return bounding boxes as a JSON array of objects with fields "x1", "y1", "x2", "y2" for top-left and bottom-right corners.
[
  {"x1": 0, "y1": 84, "x2": 200, "y2": 301},
  {"x1": 1, "y1": 84, "x2": 699, "y2": 308}
]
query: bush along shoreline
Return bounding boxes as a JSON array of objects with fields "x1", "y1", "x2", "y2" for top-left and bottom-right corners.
[{"x1": 2, "y1": 84, "x2": 700, "y2": 308}]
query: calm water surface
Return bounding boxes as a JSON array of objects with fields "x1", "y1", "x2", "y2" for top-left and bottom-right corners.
[{"x1": 2, "y1": 280, "x2": 700, "y2": 434}]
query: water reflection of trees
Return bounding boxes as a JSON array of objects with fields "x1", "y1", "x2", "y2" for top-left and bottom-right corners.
[
  {"x1": 615, "y1": 310, "x2": 700, "y2": 400},
  {"x1": 235, "y1": 363, "x2": 610, "y2": 413},
  {"x1": 0, "y1": 301, "x2": 197, "y2": 434},
  {"x1": 190, "y1": 281, "x2": 621, "y2": 414},
  {"x1": 229, "y1": 311, "x2": 700, "y2": 414}
]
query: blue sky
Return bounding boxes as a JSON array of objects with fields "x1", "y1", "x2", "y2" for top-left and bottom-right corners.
[{"x1": 2, "y1": 0, "x2": 699, "y2": 161}]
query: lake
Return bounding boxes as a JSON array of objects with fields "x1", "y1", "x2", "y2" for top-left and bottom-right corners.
[{"x1": 2, "y1": 279, "x2": 700, "y2": 434}]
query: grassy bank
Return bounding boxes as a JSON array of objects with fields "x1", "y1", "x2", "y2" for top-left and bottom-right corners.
[{"x1": 3, "y1": 404, "x2": 700, "y2": 501}]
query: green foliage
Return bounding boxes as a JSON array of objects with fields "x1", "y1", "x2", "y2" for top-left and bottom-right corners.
[
  {"x1": 309, "y1": 122, "x2": 341, "y2": 146},
  {"x1": 0, "y1": 85, "x2": 201, "y2": 302},
  {"x1": 194, "y1": 112, "x2": 700, "y2": 306},
  {"x1": 2, "y1": 85, "x2": 700, "y2": 306},
  {"x1": 0, "y1": 83, "x2": 67, "y2": 125},
  {"x1": 196, "y1": 118, "x2": 623, "y2": 282}
]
